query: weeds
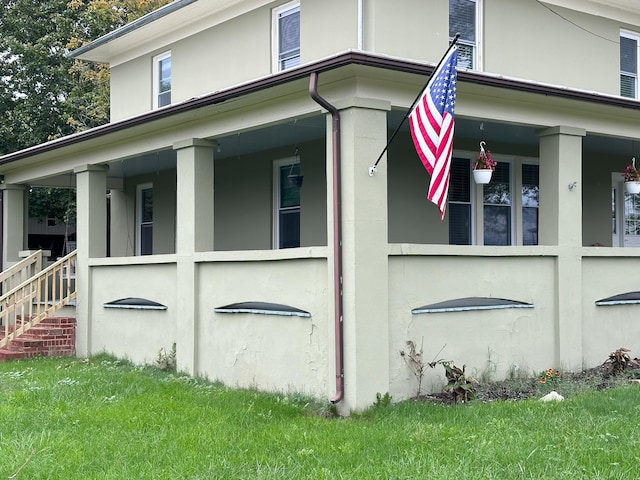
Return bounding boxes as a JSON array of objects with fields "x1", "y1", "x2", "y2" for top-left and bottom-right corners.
[{"x1": 155, "y1": 343, "x2": 176, "y2": 372}]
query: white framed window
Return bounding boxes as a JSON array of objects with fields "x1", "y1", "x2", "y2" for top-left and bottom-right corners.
[
  {"x1": 272, "y1": 1, "x2": 300, "y2": 72},
  {"x1": 153, "y1": 51, "x2": 171, "y2": 108},
  {"x1": 273, "y1": 158, "x2": 301, "y2": 249},
  {"x1": 611, "y1": 173, "x2": 640, "y2": 246},
  {"x1": 449, "y1": 153, "x2": 538, "y2": 245},
  {"x1": 449, "y1": 0, "x2": 482, "y2": 70},
  {"x1": 137, "y1": 183, "x2": 153, "y2": 255},
  {"x1": 620, "y1": 31, "x2": 639, "y2": 99}
]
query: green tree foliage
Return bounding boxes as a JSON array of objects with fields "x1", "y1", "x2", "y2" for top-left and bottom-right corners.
[{"x1": 1, "y1": 0, "x2": 171, "y2": 219}]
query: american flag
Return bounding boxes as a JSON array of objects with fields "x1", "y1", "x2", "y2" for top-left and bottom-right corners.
[{"x1": 408, "y1": 46, "x2": 458, "y2": 220}]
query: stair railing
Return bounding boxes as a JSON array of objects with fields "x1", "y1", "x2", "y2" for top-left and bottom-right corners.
[
  {"x1": 0, "y1": 250, "x2": 77, "y2": 349},
  {"x1": 0, "y1": 250, "x2": 43, "y2": 296}
]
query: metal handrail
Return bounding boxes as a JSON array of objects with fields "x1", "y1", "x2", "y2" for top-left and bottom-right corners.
[{"x1": 0, "y1": 250, "x2": 77, "y2": 349}]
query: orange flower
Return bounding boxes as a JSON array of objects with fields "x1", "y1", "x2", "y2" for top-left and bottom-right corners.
[
  {"x1": 537, "y1": 377, "x2": 547, "y2": 384},
  {"x1": 545, "y1": 368, "x2": 554, "y2": 377}
]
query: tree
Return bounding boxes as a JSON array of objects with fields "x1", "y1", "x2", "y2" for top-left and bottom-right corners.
[{"x1": 1, "y1": 0, "x2": 171, "y2": 226}]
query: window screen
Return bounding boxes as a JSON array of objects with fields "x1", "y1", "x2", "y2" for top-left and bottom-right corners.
[
  {"x1": 277, "y1": 4, "x2": 300, "y2": 70},
  {"x1": 449, "y1": 0, "x2": 476, "y2": 69},
  {"x1": 621, "y1": 34, "x2": 638, "y2": 98},
  {"x1": 449, "y1": 157, "x2": 471, "y2": 244}
]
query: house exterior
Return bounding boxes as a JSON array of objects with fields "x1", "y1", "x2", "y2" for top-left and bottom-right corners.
[{"x1": 2, "y1": 0, "x2": 640, "y2": 412}]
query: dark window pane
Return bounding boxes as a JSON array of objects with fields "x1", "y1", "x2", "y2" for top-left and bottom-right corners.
[
  {"x1": 449, "y1": 157, "x2": 470, "y2": 202},
  {"x1": 280, "y1": 164, "x2": 301, "y2": 208},
  {"x1": 523, "y1": 207, "x2": 538, "y2": 245},
  {"x1": 449, "y1": 0, "x2": 476, "y2": 42},
  {"x1": 449, "y1": 203, "x2": 471, "y2": 245},
  {"x1": 279, "y1": 209, "x2": 300, "y2": 248},
  {"x1": 141, "y1": 189, "x2": 153, "y2": 223},
  {"x1": 140, "y1": 224, "x2": 153, "y2": 255},
  {"x1": 621, "y1": 35, "x2": 637, "y2": 74},
  {"x1": 484, "y1": 205, "x2": 511, "y2": 246},
  {"x1": 483, "y1": 162, "x2": 511, "y2": 205},
  {"x1": 621, "y1": 74, "x2": 636, "y2": 98}
]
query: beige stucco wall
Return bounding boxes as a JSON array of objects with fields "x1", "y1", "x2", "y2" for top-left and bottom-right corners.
[
  {"x1": 89, "y1": 262, "x2": 177, "y2": 364},
  {"x1": 109, "y1": 0, "x2": 627, "y2": 121},
  {"x1": 388, "y1": 251, "x2": 558, "y2": 401},
  {"x1": 484, "y1": 1, "x2": 619, "y2": 94},
  {"x1": 196, "y1": 256, "x2": 330, "y2": 396},
  {"x1": 582, "y1": 255, "x2": 640, "y2": 366}
]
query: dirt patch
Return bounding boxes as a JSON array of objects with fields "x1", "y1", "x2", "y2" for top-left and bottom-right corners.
[{"x1": 413, "y1": 361, "x2": 640, "y2": 406}]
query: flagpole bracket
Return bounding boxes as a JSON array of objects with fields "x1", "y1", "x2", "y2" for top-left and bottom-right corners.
[{"x1": 368, "y1": 165, "x2": 377, "y2": 176}]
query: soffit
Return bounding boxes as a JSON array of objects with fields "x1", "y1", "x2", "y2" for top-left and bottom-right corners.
[
  {"x1": 542, "y1": 0, "x2": 640, "y2": 24},
  {"x1": 72, "y1": 0, "x2": 271, "y2": 65}
]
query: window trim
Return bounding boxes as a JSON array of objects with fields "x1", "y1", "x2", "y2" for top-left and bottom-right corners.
[
  {"x1": 620, "y1": 30, "x2": 639, "y2": 99},
  {"x1": 272, "y1": 1, "x2": 301, "y2": 73},
  {"x1": 152, "y1": 51, "x2": 171, "y2": 109},
  {"x1": 273, "y1": 157, "x2": 300, "y2": 249},
  {"x1": 450, "y1": 151, "x2": 538, "y2": 246},
  {"x1": 136, "y1": 182, "x2": 153, "y2": 255}
]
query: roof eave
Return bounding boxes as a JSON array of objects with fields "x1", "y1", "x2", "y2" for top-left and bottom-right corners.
[{"x1": 3, "y1": 50, "x2": 639, "y2": 166}]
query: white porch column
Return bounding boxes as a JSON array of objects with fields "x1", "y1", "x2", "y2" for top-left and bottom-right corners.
[
  {"x1": 537, "y1": 126, "x2": 585, "y2": 371},
  {"x1": 173, "y1": 138, "x2": 215, "y2": 375},
  {"x1": 1, "y1": 184, "x2": 28, "y2": 267},
  {"x1": 74, "y1": 164, "x2": 108, "y2": 356},
  {"x1": 331, "y1": 98, "x2": 390, "y2": 413}
]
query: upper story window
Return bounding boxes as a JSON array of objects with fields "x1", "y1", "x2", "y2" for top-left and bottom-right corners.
[
  {"x1": 272, "y1": 1, "x2": 300, "y2": 72},
  {"x1": 449, "y1": 0, "x2": 480, "y2": 70},
  {"x1": 153, "y1": 51, "x2": 171, "y2": 108},
  {"x1": 449, "y1": 155, "x2": 538, "y2": 245},
  {"x1": 620, "y1": 31, "x2": 639, "y2": 99}
]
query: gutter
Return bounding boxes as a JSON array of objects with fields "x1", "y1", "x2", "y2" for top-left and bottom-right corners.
[
  {"x1": 3, "y1": 50, "x2": 640, "y2": 165},
  {"x1": 309, "y1": 72, "x2": 344, "y2": 404}
]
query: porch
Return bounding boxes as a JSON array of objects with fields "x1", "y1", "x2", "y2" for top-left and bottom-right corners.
[{"x1": 2, "y1": 54, "x2": 640, "y2": 412}]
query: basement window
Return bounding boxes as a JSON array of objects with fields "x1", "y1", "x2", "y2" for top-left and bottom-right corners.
[
  {"x1": 412, "y1": 297, "x2": 533, "y2": 314},
  {"x1": 595, "y1": 291, "x2": 640, "y2": 306},
  {"x1": 103, "y1": 298, "x2": 167, "y2": 310},
  {"x1": 214, "y1": 301, "x2": 310, "y2": 317}
]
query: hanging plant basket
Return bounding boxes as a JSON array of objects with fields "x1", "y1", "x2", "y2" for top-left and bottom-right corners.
[
  {"x1": 473, "y1": 169, "x2": 493, "y2": 184},
  {"x1": 472, "y1": 141, "x2": 496, "y2": 184},
  {"x1": 625, "y1": 181, "x2": 640, "y2": 194},
  {"x1": 288, "y1": 174, "x2": 304, "y2": 188}
]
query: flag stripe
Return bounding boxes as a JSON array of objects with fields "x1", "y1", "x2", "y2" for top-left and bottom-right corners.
[{"x1": 408, "y1": 46, "x2": 458, "y2": 220}]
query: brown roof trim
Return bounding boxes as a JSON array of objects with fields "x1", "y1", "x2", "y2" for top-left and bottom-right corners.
[{"x1": 2, "y1": 50, "x2": 638, "y2": 165}]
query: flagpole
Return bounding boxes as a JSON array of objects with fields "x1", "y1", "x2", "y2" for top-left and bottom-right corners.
[{"x1": 368, "y1": 33, "x2": 460, "y2": 176}]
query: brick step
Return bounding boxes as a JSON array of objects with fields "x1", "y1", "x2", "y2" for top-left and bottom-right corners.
[{"x1": 0, "y1": 316, "x2": 76, "y2": 362}]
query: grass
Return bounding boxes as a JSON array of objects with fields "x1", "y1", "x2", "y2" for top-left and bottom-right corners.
[{"x1": 1, "y1": 354, "x2": 640, "y2": 479}]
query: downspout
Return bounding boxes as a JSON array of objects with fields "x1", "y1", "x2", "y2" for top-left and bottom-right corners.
[{"x1": 309, "y1": 72, "x2": 344, "y2": 404}]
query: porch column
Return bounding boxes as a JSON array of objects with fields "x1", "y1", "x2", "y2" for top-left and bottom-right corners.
[
  {"x1": 74, "y1": 164, "x2": 108, "y2": 356},
  {"x1": 173, "y1": 138, "x2": 215, "y2": 375},
  {"x1": 331, "y1": 98, "x2": 390, "y2": 413},
  {"x1": 537, "y1": 126, "x2": 585, "y2": 370},
  {"x1": 1, "y1": 184, "x2": 28, "y2": 266}
]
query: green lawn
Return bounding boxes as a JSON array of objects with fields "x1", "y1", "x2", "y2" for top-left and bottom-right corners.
[{"x1": 0, "y1": 354, "x2": 638, "y2": 479}]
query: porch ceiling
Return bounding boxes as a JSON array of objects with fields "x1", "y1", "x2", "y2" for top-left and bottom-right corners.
[{"x1": 30, "y1": 112, "x2": 634, "y2": 187}]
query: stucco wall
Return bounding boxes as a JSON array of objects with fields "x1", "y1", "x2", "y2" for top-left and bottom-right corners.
[
  {"x1": 388, "y1": 252, "x2": 557, "y2": 401},
  {"x1": 582, "y1": 255, "x2": 640, "y2": 366},
  {"x1": 108, "y1": 0, "x2": 626, "y2": 121},
  {"x1": 89, "y1": 263, "x2": 177, "y2": 364},
  {"x1": 196, "y1": 257, "x2": 330, "y2": 397}
]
